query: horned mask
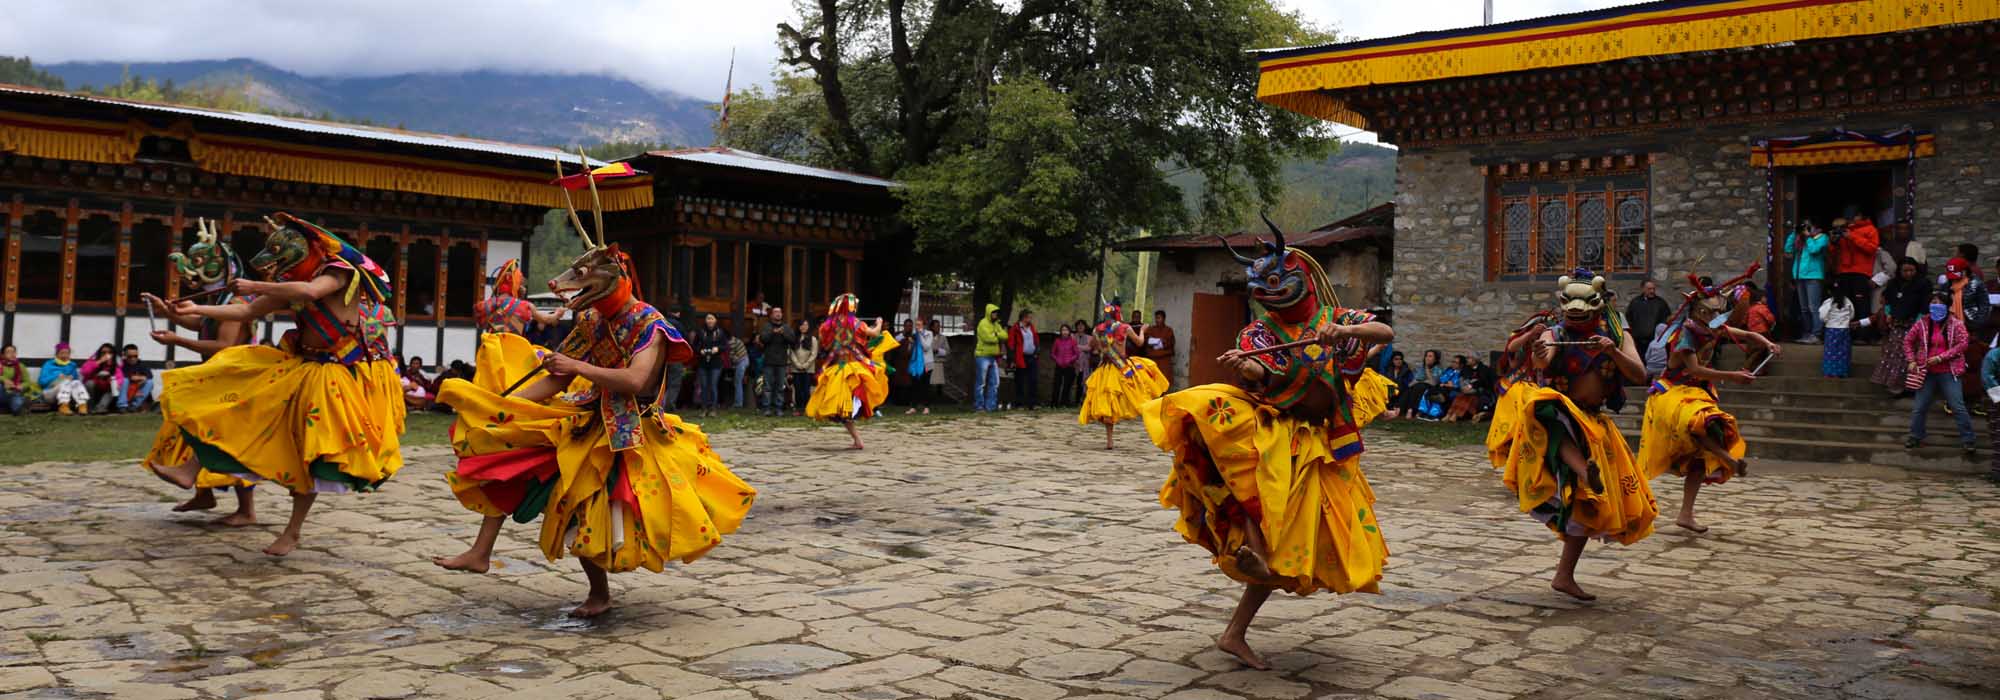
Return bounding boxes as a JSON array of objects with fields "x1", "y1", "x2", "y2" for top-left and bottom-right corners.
[
  {"x1": 545, "y1": 151, "x2": 635, "y2": 313},
  {"x1": 1217, "y1": 212, "x2": 1325, "y2": 315},
  {"x1": 168, "y1": 218, "x2": 241, "y2": 290}
]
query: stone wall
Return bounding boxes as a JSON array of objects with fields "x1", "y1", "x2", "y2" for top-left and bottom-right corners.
[{"x1": 1389, "y1": 105, "x2": 2000, "y2": 359}]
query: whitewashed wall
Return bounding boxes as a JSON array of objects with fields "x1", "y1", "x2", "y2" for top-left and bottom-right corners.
[{"x1": 11, "y1": 312, "x2": 61, "y2": 361}]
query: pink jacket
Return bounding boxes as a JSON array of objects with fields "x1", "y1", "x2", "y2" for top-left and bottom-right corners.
[
  {"x1": 1905, "y1": 315, "x2": 1970, "y2": 377},
  {"x1": 1051, "y1": 334, "x2": 1080, "y2": 367},
  {"x1": 79, "y1": 357, "x2": 123, "y2": 387}
]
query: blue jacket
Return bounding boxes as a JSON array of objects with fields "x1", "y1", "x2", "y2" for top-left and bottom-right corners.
[
  {"x1": 1785, "y1": 231, "x2": 1830, "y2": 281},
  {"x1": 38, "y1": 359, "x2": 78, "y2": 390},
  {"x1": 1983, "y1": 347, "x2": 2000, "y2": 390}
]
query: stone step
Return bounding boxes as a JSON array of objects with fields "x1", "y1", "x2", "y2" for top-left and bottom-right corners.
[
  {"x1": 1602, "y1": 419, "x2": 1989, "y2": 474},
  {"x1": 1608, "y1": 413, "x2": 1963, "y2": 446},
  {"x1": 1623, "y1": 374, "x2": 1888, "y2": 396}
]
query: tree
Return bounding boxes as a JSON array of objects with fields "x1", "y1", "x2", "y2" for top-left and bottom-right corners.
[
  {"x1": 713, "y1": 75, "x2": 840, "y2": 165},
  {"x1": 0, "y1": 57, "x2": 64, "y2": 90},
  {"x1": 767, "y1": 0, "x2": 1338, "y2": 316}
]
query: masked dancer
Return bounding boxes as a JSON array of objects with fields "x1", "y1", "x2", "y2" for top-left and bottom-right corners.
[
  {"x1": 805, "y1": 294, "x2": 894, "y2": 450},
  {"x1": 1501, "y1": 270, "x2": 1656, "y2": 600},
  {"x1": 475, "y1": 258, "x2": 563, "y2": 335},
  {"x1": 140, "y1": 219, "x2": 259, "y2": 526},
  {"x1": 152, "y1": 213, "x2": 402, "y2": 557},
  {"x1": 1081, "y1": 298, "x2": 1169, "y2": 449},
  {"x1": 432, "y1": 164, "x2": 755, "y2": 617},
  {"x1": 1486, "y1": 310, "x2": 1556, "y2": 470},
  {"x1": 1146, "y1": 216, "x2": 1392, "y2": 669},
  {"x1": 1638, "y1": 266, "x2": 1775, "y2": 534}
]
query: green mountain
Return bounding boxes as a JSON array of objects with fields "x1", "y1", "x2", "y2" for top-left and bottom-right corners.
[{"x1": 32, "y1": 58, "x2": 715, "y2": 149}]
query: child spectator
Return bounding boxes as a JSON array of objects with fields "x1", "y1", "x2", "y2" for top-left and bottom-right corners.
[
  {"x1": 1819, "y1": 294, "x2": 1855, "y2": 378},
  {"x1": 40, "y1": 343, "x2": 86, "y2": 414}
]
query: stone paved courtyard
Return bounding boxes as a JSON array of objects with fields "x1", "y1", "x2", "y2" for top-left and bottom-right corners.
[{"x1": 1, "y1": 412, "x2": 1997, "y2": 700}]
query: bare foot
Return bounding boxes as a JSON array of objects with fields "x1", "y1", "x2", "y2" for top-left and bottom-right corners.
[
  {"x1": 432, "y1": 551, "x2": 492, "y2": 573},
  {"x1": 172, "y1": 491, "x2": 218, "y2": 512},
  {"x1": 1234, "y1": 546, "x2": 1274, "y2": 581},
  {"x1": 263, "y1": 532, "x2": 300, "y2": 557},
  {"x1": 152, "y1": 462, "x2": 201, "y2": 490},
  {"x1": 1216, "y1": 635, "x2": 1271, "y2": 670},
  {"x1": 212, "y1": 511, "x2": 256, "y2": 527},
  {"x1": 1674, "y1": 518, "x2": 1709, "y2": 534},
  {"x1": 849, "y1": 442, "x2": 865, "y2": 451},
  {"x1": 569, "y1": 594, "x2": 613, "y2": 618},
  {"x1": 1733, "y1": 459, "x2": 1750, "y2": 478},
  {"x1": 1550, "y1": 578, "x2": 1596, "y2": 601}
]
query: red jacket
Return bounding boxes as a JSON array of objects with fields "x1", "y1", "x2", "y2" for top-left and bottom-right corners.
[
  {"x1": 1834, "y1": 220, "x2": 1880, "y2": 276},
  {"x1": 1007, "y1": 323, "x2": 1038, "y2": 368}
]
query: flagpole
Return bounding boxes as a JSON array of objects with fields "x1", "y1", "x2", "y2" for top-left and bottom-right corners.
[{"x1": 718, "y1": 47, "x2": 736, "y2": 147}]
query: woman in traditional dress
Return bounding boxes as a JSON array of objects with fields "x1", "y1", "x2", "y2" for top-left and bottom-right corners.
[
  {"x1": 140, "y1": 218, "x2": 259, "y2": 526},
  {"x1": 151, "y1": 213, "x2": 403, "y2": 557},
  {"x1": 1485, "y1": 311, "x2": 1554, "y2": 470},
  {"x1": 1500, "y1": 270, "x2": 1656, "y2": 601},
  {"x1": 432, "y1": 233, "x2": 755, "y2": 617},
  {"x1": 806, "y1": 294, "x2": 893, "y2": 450},
  {"x1": 1873, "y1": 257, "x2": 1932, "y2": 395},
  {"x1": 1639, "y1": 268, "x2": 1776, "y2": 535},
  {"x1": 1148, "y1": 219, "x2": 1391, "y2": 669},
  {"x1": 1080, "y1": 299, "x2": 1169, "y2": 449}
]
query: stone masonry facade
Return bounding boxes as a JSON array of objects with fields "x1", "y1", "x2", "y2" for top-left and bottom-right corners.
[{"x1": 1390, "y1": 104, "x2": 2000, "y2": 359}]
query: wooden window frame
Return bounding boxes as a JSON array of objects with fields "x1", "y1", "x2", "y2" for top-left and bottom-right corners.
[{"x1": 1486, "y1": 168, "x2": 1650, "y2": 282}]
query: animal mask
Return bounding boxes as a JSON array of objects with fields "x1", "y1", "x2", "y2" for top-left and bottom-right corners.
[
  {"x1": 1101, "y1": 298, "x2": 1123, "y2": 323},
  {"x1": 251, "y1": 218, "x2": 323, "y2": 283},
  {"x1": 548, "y1": 244, "x2": 634, "y2": 313},
  {"x1": 168, "y1": 218, "x2": 241, "y2": 290},
  {"x1": 1555, "y1": 270, "x2": 1608, "y2": 328},
  {"x1": 1220, "y1": 213, "x2": 1310, "y2": 312}
]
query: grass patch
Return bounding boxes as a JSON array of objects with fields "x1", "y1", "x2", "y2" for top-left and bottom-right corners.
[{"x1": 1377, "y1": 419, "x2": 1489, "y2": 449}]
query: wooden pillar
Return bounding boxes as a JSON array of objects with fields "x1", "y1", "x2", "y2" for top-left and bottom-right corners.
[
  {"x1": 435, "y1": 228, "x2": 448, "y2": 364},
  {"x1": 115, "y1": 203, "x2": 133, "y2": 314},
  {"x1": 5, "y1": 195, "x2": 21, "y2": 313},
  {"x1": 395, "y1": 224, "x2": 410, "y2": 358},
  {"x1": 164, "y1": 205, "x2": 185, "y2": 366},
  {"x1": 60, "y1": 198, "x2": 78, "y2": 315}
]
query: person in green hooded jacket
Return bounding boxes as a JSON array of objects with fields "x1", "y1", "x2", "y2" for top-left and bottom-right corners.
[{"x1": 974, "y1": 304, "x2": 1006, "y2": 411}]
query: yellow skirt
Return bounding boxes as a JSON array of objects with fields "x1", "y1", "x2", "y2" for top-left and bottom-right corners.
[
  {"x1": 1637, "y1": 381, "x2": 1745, "y2": 485},
  {"x1": 1348, "y1": 368, "x2": 1396, "y2": 430},
  {"x1": 806, "y1": 360, "x2": 889, "y2": 421},
  {"x1": 1079, "y1": 357, "x2": 1169, "y2": 426},
  {"x1": 1146, "y1": 384, "x2": 1386, "y2": 596},
  {"x1": 439, "y1": 334, "x2": 755, "y2": 572},
  {"x1": 1483, "y1": 380, "x2": 1535, "y2": 471},
  {"x1": 160, "y1": 345, "x2": 405, "y2": 494},
  {"x1": 141, "y1": 419, "x2": 252, "y2": 490},
  {"x1": 1500, "y1": 387, "x2": 1657, "y2": 545}
]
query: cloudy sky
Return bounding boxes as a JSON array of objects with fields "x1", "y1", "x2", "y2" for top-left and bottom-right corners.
[{"x1": 7, "y1": 0, "x2": 1621, "y2": 105}]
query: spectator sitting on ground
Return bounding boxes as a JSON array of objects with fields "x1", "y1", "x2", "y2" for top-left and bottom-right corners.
[
  {"x1": 81, "y1": 343, "x2": 122, "y2": 415},
  {"x1": 1442, "y1": 355, "x2": 1478, "y2": 422},
  {"x1": 40, "y1": 343, "x2": 86, "y2": 415},
  {"x1": 116, "y1": 344, "x2": 155, "y2": 413},
  {"x1": 0, "y1": 345, "x2": 32, "y2": 415},
  {"x1": 402, "y1": 356, "x2": 435, "y2": 411}
]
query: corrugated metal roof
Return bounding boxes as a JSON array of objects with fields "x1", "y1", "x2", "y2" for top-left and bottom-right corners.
[
  {"x1": 1113, "y1": 203, "x2": 1393, "y2": 252},
  {"x1": 632, "y1": 147, "x2": 899, "y2": 188},
  {"x1": 0, "y1": 83, "x2": 606, "y2": 167}
]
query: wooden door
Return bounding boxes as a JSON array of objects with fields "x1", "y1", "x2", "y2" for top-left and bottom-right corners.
[{"x1": 1188, "y1": 292, "x2": 1248, "y2": 387}]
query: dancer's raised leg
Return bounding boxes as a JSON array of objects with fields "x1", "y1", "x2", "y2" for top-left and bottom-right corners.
[{"x1": 434, "y1": 515, "x2": 505, "y2": 572}]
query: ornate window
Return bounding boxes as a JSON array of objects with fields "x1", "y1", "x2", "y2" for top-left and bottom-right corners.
[{"x1": 1488, "y1": 167, "x2": 1649, "y2": 280}]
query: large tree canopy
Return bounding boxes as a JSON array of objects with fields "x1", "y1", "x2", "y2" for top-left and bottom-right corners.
[{"x1": 734, "y1": 0, "x2": 1336, "y2": 311}]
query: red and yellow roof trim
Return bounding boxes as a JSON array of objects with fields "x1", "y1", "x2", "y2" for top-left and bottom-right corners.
[
  {"x1": 1256, "y1": 0, "x2": 2000, "y2": 129},
  {"x1": 0, "y1": 109, "x2": 653, "y2": 211}
]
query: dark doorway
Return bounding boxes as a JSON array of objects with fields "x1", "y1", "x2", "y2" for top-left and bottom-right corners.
[
  {"x1": 1796, "y1": 167, "x2": 1894, "y2": 232},
  {"x1": 747, "y1": 243, "x2": 785, "y2": 312}
]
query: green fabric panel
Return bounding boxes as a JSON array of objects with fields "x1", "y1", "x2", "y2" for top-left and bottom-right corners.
[
  {"x1": 183, "y1": 430, "x2": 251, "y2": 475},
  {"x1": 512, "y1": 477, "x2": 555, "y2": 524}
]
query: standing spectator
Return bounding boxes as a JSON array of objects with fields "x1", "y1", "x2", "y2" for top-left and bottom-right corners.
[
  {"x1": 1904, "y1": 291, "x2": 1978, "y2": 461},
  {"x1": 787, "y1": 318, "x2": 818, "y2": 416},
  {"x1": 1785, "y1": 223, "x2": 1830, "y2": 342},
  {"x1": 925, "y1": 318, "x2": 950, "y2": 407},
  {"x1": 1141, "y1": 310, "x2": 1176, "y2": 389},
  {"x1": 116, "y1": 344, "x2": 154, "y2": 412},
  {"x1": 729, "y1": 332, "x2": 752, "y2": 410},
  {"x1": 1873, "y1": 258, "x2": 1932, "y2": 396},
  {"x1": 1819, "y1": 293, "x2": 1855, "y2": 378},
  {"x1": 1008, "y1": 310, "x2": 1040, "y2": 410},
  {"x1": 900, "y1": 318, "x2": 938, "y2": 415},
  {"x1": 1051, "y1": 324, "x2": 1081, "y2": 409},
  {"x1": 1831, "y1": 216, "x2": 1880, "y2": 342},
  {"x1": 1071, "y1": 318, "x2": 1093, "y2": 405},
  {"x1": 973, "y1": 304, "x2": 1005, "y2": 412},
  {"x1": 39, "y1": 343, "x2": 85, "y2": 414},
  {"x1": 757, "y1": 307, "x2": 797, "y2": 417},
  {"x1": 1398, "y1": 350, "x2": 1446, "y2": 416},
  {"x1": 1982, "y1": 340, "x2": 2000, "y2": 482},
  {"x1": 662, "y1": 306, "x2": 689, "y2": 409},
  {"x1": 0, "y1": 345, "x2": 31, "y2": 415},
  {"x1": 1626, "y1": 279, "x2": 1673, "y2": 354},
  {"x1": 692, "y1": 314, "x2": 727, "y2": 417},
  {"x1": 1939, "y1": 257, "x2": 1991, "y2": 415},
  {"x1": 81, "y1": 343, "x2": 122, "y2": 415},
  {"x1": 1959, "y1": 244, "x2": 1984, "y2": 280}
]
